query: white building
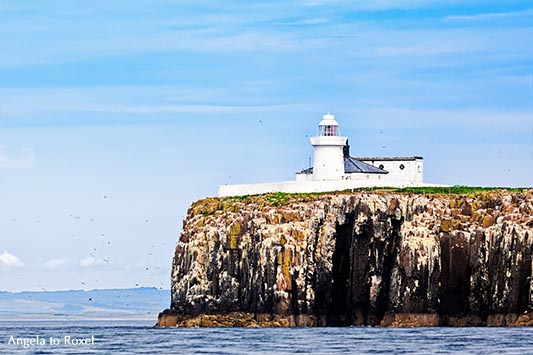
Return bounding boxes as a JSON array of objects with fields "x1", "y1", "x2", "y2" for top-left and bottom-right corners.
[{"x1": 219, "y1": 113, "x2": 438, "y2": 197}]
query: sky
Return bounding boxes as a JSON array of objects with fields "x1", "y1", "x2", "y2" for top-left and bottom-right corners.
[{"x1": 0, "y1": 1, "x2": 532, "y2": 292}]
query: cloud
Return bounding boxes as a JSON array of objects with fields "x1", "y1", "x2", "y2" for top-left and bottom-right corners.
[
  {"x1": 349, "y1": 107, "x2": 532, "y2": 127},
  {"x1": 0, "y1": 86, "x2": 310, "y2": 118},
  {"x1": 276, "y1": 17, "x2": 331, "y2": 26},
  {"x1": 0, "y1": 251, "x2": 24, "y2": 268},
  {"x1": 80, "y1": 256, "x2": 106, "y2": 268},
  {"x1": 445, "y1": 9, "x2": 533, "y2": 21},
  {"x1": 43, "y1": 259, "x2": 67, "y2": 270},
  {"x1": 373, "y1": 44, "x2": 471, "y2": 56},
  {"x1": 112, "y1": 103, "x2": 308, "y2": 115},
  {"x1": 0, "y1": 147, "x2": 36, "y2": 169},
  {"x1": 301, "y1": 0, "x2": 454, "y2": 10}
]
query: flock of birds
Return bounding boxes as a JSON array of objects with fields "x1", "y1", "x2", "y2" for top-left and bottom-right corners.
[{"x1": 11, "y1": 193, "x2": 169, "y2": 304}]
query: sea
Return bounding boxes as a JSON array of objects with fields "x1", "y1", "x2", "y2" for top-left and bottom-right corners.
[{"x1": 1, "y1": 320, "x2": 533, "y2": 355}]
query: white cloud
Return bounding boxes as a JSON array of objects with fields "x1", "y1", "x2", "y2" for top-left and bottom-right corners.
[
  {"x1": 373, "y1": 44, "x2": 471, "y2": 56},
  {"x1": 445, "y1": 9, "x2": 533, "y2": 21},
  {"x1": 43, "y1": 259, "x2": 67, "y2": 269},
  {"x1": 348, "y1": 108, "x2": 533, "y2": 128},
  {"x1": 115, "y1": 103, "x2": 308, "y2": 115},
  {"x1": 80, "y1": 256, "x2": 106, "y2": 267},
  {"x1": 0, "y1": 251, "x2": 24, "y2": 268},
  {"x1": 0, "y1": 86, "x2": 309, "y2": 116},
  {"x1": 0, "y1": 147, "x2": 36, "y2": 169},
  {"x1": 301, "y1": 0, "x2": 458, "y2": 10},
  {"x1": 80, "y1": 256, "x2": 96, "y2": 267}
]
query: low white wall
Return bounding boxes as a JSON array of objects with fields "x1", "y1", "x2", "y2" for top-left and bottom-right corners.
[{"x1": 218, "y1": 178, "x2": 444, "y2": 197}]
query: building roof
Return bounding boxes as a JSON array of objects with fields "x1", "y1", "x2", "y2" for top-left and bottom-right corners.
[
  {"x1": 299, "y1": 156, "x2": 388, "y2": 175},
  {"x1": 345, "y1": 156, "x2": 388, "y2": 174},
  {"x1": 355, "y1": 156, "x2": 423, "y2": 161}
]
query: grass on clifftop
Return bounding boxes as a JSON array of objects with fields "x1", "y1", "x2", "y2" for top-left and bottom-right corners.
[
  {"x1": 225, "y1": 191, "x2": 320, "y2": 207},
  {"x1": 380, "y1": 186, "x2": 527, "y2": 195},
  {"x1": 223, "y1": 186, "x2": 529, "y2": 206},
  {"x1": 186, "y1": 186, "x2": 530, "y2": 215}
]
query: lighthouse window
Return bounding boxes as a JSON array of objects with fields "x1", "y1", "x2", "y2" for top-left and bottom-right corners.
[
  {"x1": 318, "y1": 126, "x2": 340, "y2": 137},
  {"x1": 319, "y1": 125, "x2": 339, "y2": 136},
  {"x1": 399, "y1": 164, "x2": 405, "y2": 170}
]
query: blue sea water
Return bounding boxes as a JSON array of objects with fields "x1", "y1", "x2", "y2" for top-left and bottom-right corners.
[{"x1": 0, "y1": 319, "x2": 532, "y2": 354}]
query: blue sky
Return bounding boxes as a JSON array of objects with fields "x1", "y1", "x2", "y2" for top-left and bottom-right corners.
[{"x1": 0, "y1": 1, "x2": 532, "y2": 292}]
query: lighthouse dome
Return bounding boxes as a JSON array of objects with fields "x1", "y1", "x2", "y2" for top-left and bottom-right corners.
[{"x1": 318, "y1": 113, "x2": 339, "y2": 126}]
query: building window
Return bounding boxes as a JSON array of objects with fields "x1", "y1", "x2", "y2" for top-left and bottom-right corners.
[{"x1": 399, "y1": 164, "x2": 405, "y2": 170}]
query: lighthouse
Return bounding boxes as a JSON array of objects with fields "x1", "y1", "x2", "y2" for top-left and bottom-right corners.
[
  {"x1": 218, "y1": 111, "x2": 434, "y2": 197},
  {"x1": 309, "y1": 113, "x2": 348, "y2": 181}
]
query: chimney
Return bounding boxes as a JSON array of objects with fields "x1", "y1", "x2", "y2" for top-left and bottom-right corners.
[{"x1": 343, "y1": 140, "x2": 350, "y2": 157}]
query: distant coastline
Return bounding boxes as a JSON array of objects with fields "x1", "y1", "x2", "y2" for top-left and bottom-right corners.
[{"x1": 0, "y1": 288, "x2": 170, "y2": 319}]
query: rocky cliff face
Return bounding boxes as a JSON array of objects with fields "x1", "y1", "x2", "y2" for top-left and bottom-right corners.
[{"x1": 158, "y1": 190, "x2": 533, "y2": 327}]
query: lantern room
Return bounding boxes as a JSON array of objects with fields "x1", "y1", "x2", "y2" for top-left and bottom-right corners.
[{"x1": 318, "y1": 113, "x2": 340, "y2": 136}]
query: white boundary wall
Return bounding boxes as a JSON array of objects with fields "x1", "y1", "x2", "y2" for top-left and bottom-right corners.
[{"x1": 219, "y1": 178, "x2": 444, "y2": 197}]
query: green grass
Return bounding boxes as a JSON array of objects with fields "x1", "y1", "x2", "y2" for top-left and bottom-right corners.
[
  {"x1": 389, "y1": 186, "x2": 527, "y2": 195},
  {"x1": 223, "y1": 192, "x2": 322, "y2": 206},
  {"x1": 221, "y1": 186, "x2": 530, "y2": 207}
]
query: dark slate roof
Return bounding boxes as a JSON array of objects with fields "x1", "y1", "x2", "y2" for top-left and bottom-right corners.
[
  {"x1": 299, "y1": 157, "x2": 388, "y2": 175},
  {"x1": 355, "y1": 156, "x2": 423, "y2": 161},
  {"x1": 345, "y1": 156, "x2": 388, "y2": 174}
]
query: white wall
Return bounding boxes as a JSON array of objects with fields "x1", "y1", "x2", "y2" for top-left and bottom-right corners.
[
  {"x1": 359, "y1": 158, "x2": 423, "y2": 185},
  {"x1": 219, "y1": 157, "x2": 435, "y2": 197},
  {"x1": 219, "y1": 175, "x2": 440, "y2": 197}
]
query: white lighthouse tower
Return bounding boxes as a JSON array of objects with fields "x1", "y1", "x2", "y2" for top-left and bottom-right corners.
[
  {"x1": 218, "y1": 111, "x2": 436, "y2": 197},
  {"x1": 310, "y1": 113, "x2": 348, "y2": 181}
]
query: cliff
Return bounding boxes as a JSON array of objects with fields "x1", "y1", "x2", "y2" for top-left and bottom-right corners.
[{"x1": 158, "y1": 189, "x2": 533, "y2": 327}]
